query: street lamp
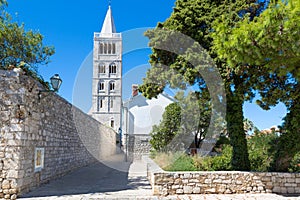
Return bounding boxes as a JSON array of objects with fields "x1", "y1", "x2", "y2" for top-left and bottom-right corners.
[
  {"x1": 38, "y1": 74, "x2": 62, "y2": 100},
  {"x1": 50, "y1": 74, "x2": 62, "y2": 92}
]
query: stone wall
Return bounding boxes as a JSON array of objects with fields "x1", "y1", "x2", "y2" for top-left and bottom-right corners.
[
  {"x1": 0, "y1": 69, "x2": 117, "y2": 199},
  {"x1": 125, "y1": 134, "x2": 151, "y2": 161},
  {"x1": 150, "y1": 170, "x2": 300, "y2": 196}
]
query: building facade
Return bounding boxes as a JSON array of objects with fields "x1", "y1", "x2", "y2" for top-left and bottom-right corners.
[{"x1": 90, "y1": 6, "x2": 122, "y2": 131}]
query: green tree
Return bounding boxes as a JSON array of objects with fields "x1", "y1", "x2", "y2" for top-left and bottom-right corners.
[
  {"x1": 272, "y1": 98, "x2": 300, "y2": 171},
  {"x1": 140, "y1": 0, "x2": 271, "y2": 170},
  {"x1": 150, "y1": 102, "x2": 182, "y2": 152},
  {"x1": 0, "y1": 0, "x2": 54, "y2": 73},
  {"x1": 247, "y1": 131, "x2": 278, "y2": 171},
  {"x1": 212, "y1": 0, "x2": 300, "y2": 79},
  {"x1": 212, "y1": 0, "x2": 300, "y2": 171}
]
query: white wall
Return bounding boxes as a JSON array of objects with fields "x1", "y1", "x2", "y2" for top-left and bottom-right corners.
[{"x1": 123, "y1": 93, "x2": 174, "y2": 135}]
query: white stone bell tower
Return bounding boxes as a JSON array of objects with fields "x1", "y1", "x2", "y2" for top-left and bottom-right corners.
[{"x1": 90, "y1": 6, "x2": 122, "y2": 131}]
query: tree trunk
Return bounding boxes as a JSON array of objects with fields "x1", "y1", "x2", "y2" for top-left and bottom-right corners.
[{"x1": 226, "y1": 91, "x2": 250, "y2": 171}]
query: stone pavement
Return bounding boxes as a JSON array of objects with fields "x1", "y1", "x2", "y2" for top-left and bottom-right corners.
[{"x1": 17, "y1": 153, "x2": 300, "y2": 200}]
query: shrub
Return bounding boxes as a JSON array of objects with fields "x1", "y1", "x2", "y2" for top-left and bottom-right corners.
[
  {"x1": 247, "y1": 132, "x2": 277, "y2": 172},
  {"x1": 164, "y1": 153, "x2": 197, "y2": 171},
  {"x1": 193, "y1": 145, "x2": 232, "y2": 171},
  {"x1": 288, "y1": 152, "x2": 300, "y2": 172}
]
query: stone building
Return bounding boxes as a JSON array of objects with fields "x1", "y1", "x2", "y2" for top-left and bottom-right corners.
[{"x1": 89, "y1": 6, "x2": 122, "y2": 132}]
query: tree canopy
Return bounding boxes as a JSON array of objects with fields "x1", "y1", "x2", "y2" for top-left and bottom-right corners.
[
  {"x1": 140, "y1": 0, "x2": 276, "y2": 170},
  {"x1": 0, "y1": 0, "x2": 54, "y2": 73},
  {"x1": 212, "y1": 0, "x2": 300, "y2": 79}
]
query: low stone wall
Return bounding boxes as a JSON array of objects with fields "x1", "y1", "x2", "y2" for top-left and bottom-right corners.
[
  {"x1": 0, "y1": 69, "x2": 117, "y2": 199},
  {"x1": 144, "y1": 157, "x2": 300, "y2": 196}
]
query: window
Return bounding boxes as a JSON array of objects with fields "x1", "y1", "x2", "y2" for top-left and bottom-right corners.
[
  {"x1": 109, "y1": 82, "x2": 115, "y2": 91},
  {"x1": 104, "y1": 43, "x2": 108, "y2": 54},
  {"x1": 99, "y1": 43, "x2": 104, "y2": 54},
  {"x1": 110, "y1": 97, "x2": 114, "y2": 108},
  {"x1": 98, "y1": 81, "x2": 105, "y2": 92},
  {"x1": 110, "y1": 118, "x2": 114, "y2": 128},
  {"x1": 109, "y1": 63, "x2": 117, "y2": 74},
  {"x1": 112, "y1": 43, "x2": 116, "y2": 54},
  {"x1": 99, "y1": 42, "x2": 116, "y2": 55},
  {"x1": 34, "y1": 147, "x2": 44, "y2": 172},
  {"x1": 108, "y1": 43, "x2": 112, "y2": 54},
  {"x1": 97, "y1": 97, "x2": 104, "y2": 111},
  {"x1": 98, "y1": 64, "x2": 105, "y2": 74}
]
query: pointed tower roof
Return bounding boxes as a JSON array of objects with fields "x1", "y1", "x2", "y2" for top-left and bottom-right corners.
[{"x1": 101, "y1": 6, "x2": 116, "y2": 34}]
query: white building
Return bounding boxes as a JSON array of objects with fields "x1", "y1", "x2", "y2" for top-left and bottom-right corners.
[
  {"x1": 89, "y1": 6, "x2": 122, "y2": 132},
  {"x1": 122, "y1": 85, "x2": 174, "y2": 136}
]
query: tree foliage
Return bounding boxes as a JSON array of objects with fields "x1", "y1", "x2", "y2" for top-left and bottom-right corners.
[
  {"x1": 212, "y1": 0, "x2": 300, "y2": 172},
  {"x1": 140, "y1": 0, "x2": 275, "y2": 170},
  {"x1": 212, "y1": 0, "x2": 300, "y2": 79},
  {"x1": 271, "y1": 98, "x2": 300, "y2": 171},
  {"x1": 0, "y1": 0, "x2": 54, "y2": 73},
  {"x1": 150, "y1": 102, "x2": 182, "y2": 152}
]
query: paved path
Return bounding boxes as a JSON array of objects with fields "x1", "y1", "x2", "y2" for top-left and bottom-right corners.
[{"x1": 19, "y1": 153, "x2": 300, "y2": 200}]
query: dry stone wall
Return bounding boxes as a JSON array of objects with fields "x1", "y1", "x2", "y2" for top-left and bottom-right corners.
[
  {"x1": 144, "y1": 156, "x2": 300, "y2": 196},
  {"x1": 0, "y1": 69, "x2": 117, "y2": 199},
  {"x1": 150, "y1": 170, "x2": 300, "y2": 196}
]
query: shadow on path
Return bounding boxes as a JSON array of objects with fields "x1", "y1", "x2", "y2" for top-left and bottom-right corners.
[{"x1": 20, "y1": 154, "x2": 140, "y2": 198}]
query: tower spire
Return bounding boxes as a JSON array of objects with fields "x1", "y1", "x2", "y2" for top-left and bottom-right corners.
[{"x1": 101, "y1": 4, "x2": 116, "y2": 33}]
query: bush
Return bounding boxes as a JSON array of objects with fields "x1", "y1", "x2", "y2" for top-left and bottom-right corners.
[
  {"x1": 193, "y1": 145, "x2": 232, "y2": 171},
  {"x1": 247, "y1": 132, "x2": 277, "y2": 172},
  {"x1": 164, "y1": 153, "x2": 197, "y2": 171},
  {"x1": 288, "y1": 152, "x2": 300, "y2": 172}
]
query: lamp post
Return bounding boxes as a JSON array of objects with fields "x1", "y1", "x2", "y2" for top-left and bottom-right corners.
[
  {"x1": 38, "y1": 74, "x2": 62, "y2": 100},
  {"x1": 50, "y1": 74, "x2": 62, "y2": 92}
]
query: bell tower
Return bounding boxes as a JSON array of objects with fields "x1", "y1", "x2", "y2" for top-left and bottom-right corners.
[{"x1": 90, "y1": 6, "x2": 122, "y2": 131}]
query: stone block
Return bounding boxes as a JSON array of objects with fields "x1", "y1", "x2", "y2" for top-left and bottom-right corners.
[
  {"x1": 287, "y1": 178, "x2": 295, "y2": 183},
  {"x1": 7, "y1": 170, "x2": 18, "y2": 179},
  {"x1": 176, "y1": 189, "x2": 183, "y2": 194},
  {"x1": 287, "y1": 187, "x2": 295, "y2": 194},
  {"x1": 213, "y1": 179, "x2": 222, "y2": 183},
  {"x1": 281, "y1": 187, "x2": 287, "y2": 194},
  {"x1": 258, "y1": 186, "x2": 264, "y2": 191},
  {"x1": 8, "y1": 189, "x2": 16, "y2": 194},
  {"x1": 192, "y1": 187, "x2": 201, "y2": 194},
  {"x1": 183, "y1": 185, "x2": 193, "y2": 194},
  {"x1": 2, "y1": 180, "x2": 10, "y2": 189},
  {"x1": 205, "y1": 188, "x2": 216, "y2": 194},
  {"x1": 204, "y1": 179, "x2": 212, "y2": 184}
]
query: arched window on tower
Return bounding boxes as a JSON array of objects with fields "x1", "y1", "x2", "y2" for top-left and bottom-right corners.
[
  {"x1": 104, "y1": 43, "x2": 108, "y2": 54},
  {"x1": 98, "y1": 81, "x2": 105, "y2": 92},
  {"x1": 97, "y1": 97, "x2": 104, "y2": 112},
  {"x1": 109, "y1": 63, "x2": 117, "y2": 74},
  {"x1": 109, "y1": 81, "x2": 115, "y2": 91},
  {"x1": 108, "y1": 43, "x2": 112, "y2": 54},
  {"x1": 110, "y1": 117, "x2": 115, "y2": 128},
  {"x1": 99, "y1": 43, "x2": 104, "y2": 54},
  {"x1": 98, "y1": 64, "x2": 105, "y2": 74},
  {"x1": 112, "y1": 43, "x2": 116, "y2": 54},
  {"x1": 110, "y1": 97, "x2": 114, "y2": 108}
]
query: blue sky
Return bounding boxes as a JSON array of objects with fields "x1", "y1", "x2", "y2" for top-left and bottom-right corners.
[{"x1": 6, "y1": 0, "x2": 287, "y2": 130}]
